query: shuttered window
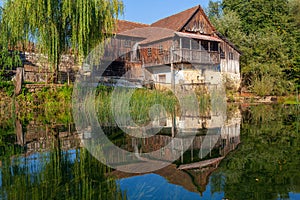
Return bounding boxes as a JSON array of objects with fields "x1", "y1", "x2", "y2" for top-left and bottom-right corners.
[
  {"x1": 159, "y1": 74, "x2": 166, "y2": 83},
  {"x1": 147, "y1": 48, "x2": 152, "y2": 57}
]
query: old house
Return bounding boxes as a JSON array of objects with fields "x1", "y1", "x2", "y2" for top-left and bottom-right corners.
[{"x1": 99, "y1": 5, "x2": 241, "y2": 90}]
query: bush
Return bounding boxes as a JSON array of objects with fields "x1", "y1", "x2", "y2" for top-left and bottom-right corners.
[
  {"x1": 0, "y1": 81, "x2": 14, "y2": 96},
  {"x1": 251, "y1": 76, "x2": 274, "y2": 96},
  {"x1": 251, "y1": 74, "x2": 294, "y2": 96}
]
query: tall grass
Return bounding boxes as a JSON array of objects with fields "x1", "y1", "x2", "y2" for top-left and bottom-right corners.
[
  {"x1": 15, "y1": 85, "x2": 73, "y2": 124},
  {"x1": 95, "y1": 87, "x2": 178, "y2": 125},
  {"x1": 1, "y1": 84, "x2": 212, "y2": 126}
]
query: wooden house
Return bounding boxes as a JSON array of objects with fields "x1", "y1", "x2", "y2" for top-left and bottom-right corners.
[{"x1": 100, "y1": 5, "x2": 241, "y2": 90}]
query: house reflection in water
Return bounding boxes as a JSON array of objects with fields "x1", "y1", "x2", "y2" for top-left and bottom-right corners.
[
  {"x1": 110, "y1": 107, "x2": 241, "y2": 195},
  {"x1": 12, "y1": 102, "x2": 241, "y2": 196}
]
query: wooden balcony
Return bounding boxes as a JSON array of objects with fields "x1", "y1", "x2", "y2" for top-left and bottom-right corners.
[
  {"x1": 173, "y1": 49, "x2": 220, "y2": 64},
  {"x1": 102, "y1": 46, "x2": 220, "y2": 68},
  {"x1": 143, "y1": 49, "x2": 220, "y2": 67}
]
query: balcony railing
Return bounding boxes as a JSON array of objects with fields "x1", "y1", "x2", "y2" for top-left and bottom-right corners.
[
  {"x1": 173, "y1": 49, "x2": 220, "y2": 64},
  {"x1": 102, "y1": 47, "x2": 220, "y2": 67},
  {"x1": 143, "y1": 49, "x2": 220, "y2": 67}
]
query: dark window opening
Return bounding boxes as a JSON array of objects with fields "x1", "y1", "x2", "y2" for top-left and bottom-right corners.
[
  {"x1": 192, "y1": 40, "x2": 200, "y2": 49},
  {"x1": 210, "y1": 42, "x2": 219, "y2": 52},
  {"x1": 230, "y1": 137, "x2": 235, "y2": 144},
  {"x1": 136, "y1": 49, "x2": 141, "y2": 60},
  {"x1": 201, "y1": 41, "x2": 209, "y2": 51},
  {"x1": 229, "y1": 52, "x2": 234, "y2": 60},
  {"x1": 182, "y1": 38, "x2": 190, "y2": 49},
  {"x1": 220, "y1": 48, "x2": 225, "y2": 59},
  {"x1": 221, "y1": 139, "x2": 227, "y2": 149}
]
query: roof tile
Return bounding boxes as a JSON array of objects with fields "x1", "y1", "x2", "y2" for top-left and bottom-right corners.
[
  {"x1": 151, "y1": 6, "x2": 200, "y2": 31},
  {"x1": 116, "y1": 20, "x2": 149, "y2": 33},
  {"x1": 118, "y1": 27, "x2": 175, "y2": 44}
]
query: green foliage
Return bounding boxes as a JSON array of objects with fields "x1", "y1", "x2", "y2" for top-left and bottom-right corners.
[
  {"x1": 206, "y1": 0, "x2": 223, "y2": 19},
  {"x1": 210, "y1": 10, "x2": 245, "y2": 46},
  {"x1": 0, "y1": 81, "x2": 14, "y2": 96},
  {"x1": 280, "y1": 92, "x2": 300, "y2": 104},
  {"x1": 0, "y1": 4, "x2": 22, "y2": 73},
  {"x1": 222, "y1": 0, "x2": 290, "y2": 33},
  {"x1": 208, "y1": 0, "x2": 300, "y2": 96},
  {"x1": 4, "y1": 85, "x2": 190, "y2": 126},
  {"x1": 95, "y1": 87, "x2": 179, "y2": 125},
  {"x1": 0, "y1": 148, "x2": 124, "y2": 199},
  {"x1": 16, "y1": 85, "x2": 73, "y2": 124},
  {"x1": 94, "y1": 86, "x2": 211, "y2": 126},
  {"x1": 289, "y1": 0, "x2": 300, "y2": 26},
  {"x1": 129, "y1": 89, "x2": 178, "y2": 124},
  {"x1": 1, "y1": 0, "x2": 124, "y2": 81},
  {"x1": 212, "y1": 104, "x2": 300, "y2": 199},
  {"x1": 0, "y1": 50, "x2": 22, "y2": 69}
]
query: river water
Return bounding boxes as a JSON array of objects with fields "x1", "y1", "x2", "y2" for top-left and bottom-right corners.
[{"x1": 0, "y1": 104, "x2": 299, "y2": 200}]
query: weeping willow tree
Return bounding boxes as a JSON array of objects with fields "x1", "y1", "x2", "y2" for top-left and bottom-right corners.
[{"x1": 1, "y1": 0, "x2": 123, "y2": 82}]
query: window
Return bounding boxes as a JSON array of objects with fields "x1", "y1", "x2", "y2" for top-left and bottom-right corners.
[
  {"x1": 230, "y1": 137, "x2": 235, "y2": 144},
  {"x1": 220, "y1": 48, "x2": 225, "y2": 59},
  {"x1": 158, "y1": 45, "x2": 163, "y2": 55},
  {"x1": 221, "y1": 139, "x2": 227, "y2": 149},
  {"x1": 210, "y1": 42, "x2": 219, "y2": 52},
  {"x1": 136, "y1": 49, "x2": 141, "y2": 60},
  {"x1": 182, "y1": 38, "x2": 190, "y2": 49},
  {"x1": 229, "y1": 52, "x2": 234, "y2": 60},
  {"x1": 174, "y1": 40, "x2": 180, "y2": 49},
  {"x1": 147, "y1": 48, "x2": 152, "y2": 57},
  {"x1": 201, "y1": 41, "x2": 209, "y2": 51},
  {"x1": 159, "y1": 74, "x2": 166, "y2": 83},
  {"x1": 124, "y1": 40, "x2": 131, "y2": 47},
  {"x1": 192, "y1": 40, "x2": 200, "y2": 49}
]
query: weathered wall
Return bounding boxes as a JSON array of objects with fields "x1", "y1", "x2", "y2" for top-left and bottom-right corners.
[
  {"x1": 23, "y1": 52, "x2": 78, "y2": 83},
  {"x1": 219, "y1": 42, "x2": 241, "y2": 90},
  {"x1": 140, "y1": 39, "x2": 173, "y2": 67},
  {"x1": 182, "y1": 8, "x2": 214, "y2": 34}
]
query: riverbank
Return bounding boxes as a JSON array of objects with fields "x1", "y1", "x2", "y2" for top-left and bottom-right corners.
[
  {"x1": 227, "y1": 91, "x2": 300, "y2": 105},
  {"x1": 0, "y1": 83, "x2": 182, "y2": 125},
  {"x1": 0, "y1": 82, "x2": 298, "y2": 123}
]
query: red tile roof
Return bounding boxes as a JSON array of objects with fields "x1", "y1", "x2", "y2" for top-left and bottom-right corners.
[
  {"x1": 116, "y1": 20, "x2": 149, "y2": 33},
  {"x1": 118, "y1": 27, "x2": 175, "y2": 44},
  {"x1": 151, "y1": 6, "x2": 200, "y2": 31}
]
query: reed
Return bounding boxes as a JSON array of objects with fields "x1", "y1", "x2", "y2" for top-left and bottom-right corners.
[
  {"x1": 95, "y1": 87, "x2": 178, "y2": 125},
  {"x1": 1, "y1": 84, "x2": 211, "y2": 126}
]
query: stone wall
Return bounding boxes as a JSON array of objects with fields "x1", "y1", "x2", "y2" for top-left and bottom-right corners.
[
  {"x1": 19, "y1": 122, "x2": 82, "y2": 155},
  {"x1": 23, "y1": 52, "x2": 79, "y2": 83}
]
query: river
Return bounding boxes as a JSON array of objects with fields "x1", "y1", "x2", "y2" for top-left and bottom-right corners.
[{"x1": 0, "y1": 104, "x2": 299, "y2": 200}]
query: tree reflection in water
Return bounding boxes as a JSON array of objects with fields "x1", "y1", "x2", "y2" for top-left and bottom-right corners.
[
  {"x1": 0, "y1": 104, "x2": 299, "y2": 200},
  {"x1": 0, "y1": 147, "x2": 123, "y2": 200},
  {"x1": 211, "y1": 104, "x2": 300, "y2": 200}
]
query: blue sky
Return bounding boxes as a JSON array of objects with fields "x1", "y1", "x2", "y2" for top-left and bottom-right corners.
[
  {"x1": 0, "y1": 0, "x2": 210, "y2": 24},
  {"x1": 120, "y1": 0, "x2": 211, "y2": 24}
]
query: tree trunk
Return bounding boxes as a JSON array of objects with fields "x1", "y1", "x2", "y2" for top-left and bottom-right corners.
[
  {"x1": 14, "y1": 67, "x2": 24, "y2": 95},
  {"x1": 50, "y1": 63, "x2": 59, "y2": 84},
  {"x1": 16, "y1": 119, "x2": 25, "y2": 146}
]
